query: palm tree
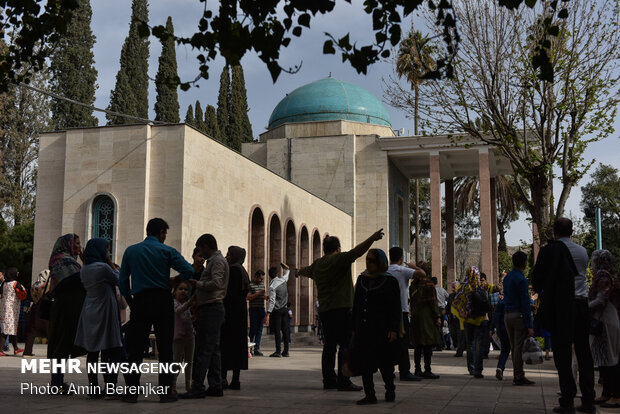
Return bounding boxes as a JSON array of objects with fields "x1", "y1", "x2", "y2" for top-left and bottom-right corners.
[
  {"x1": 395, "y1": 28, "x2": 435, "y2": 261},
  {"x1": 454, "y1": 175, "x2": 522, "y2": 252}
]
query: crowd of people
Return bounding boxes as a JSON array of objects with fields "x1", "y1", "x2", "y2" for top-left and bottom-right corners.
[{"x1": 0, "y1": 216, "x2": 618, "y2": 410}]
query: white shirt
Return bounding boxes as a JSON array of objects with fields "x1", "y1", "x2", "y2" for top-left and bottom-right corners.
[
  {"x1": 558, "y1": 237, "x2": 589, "y2": 298},
  {"x1": 435, "y1": 286, "x2": 449, "y2": 309},
  {"x1": 267, "y1": 270, "x2": 290, "y2": 312},
  {"x1": 387, "y1": 264, "x2": 415, "y2": 313}
]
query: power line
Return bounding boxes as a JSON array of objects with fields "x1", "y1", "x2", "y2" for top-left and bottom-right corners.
[{"x1": 18, "y1": 83, "x2": 168, "y2": 125}]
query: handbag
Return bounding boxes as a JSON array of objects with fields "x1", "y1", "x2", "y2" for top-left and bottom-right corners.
[
  {"x1": 522, "y1": 337, "x2": 543, "y2": 365},
  {"x1": 13, "y1": 281, "x2": 27, "y2": 301},
  {"x1": 342, "y1": 344, "x2": 362, "y2": 378},
  {"x1": 589, "y1": 316, "x2": 604, "y2": 337}
]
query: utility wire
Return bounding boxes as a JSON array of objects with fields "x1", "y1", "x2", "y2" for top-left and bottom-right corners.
[{"x1": 18, "y1": 83, "x2": 168, "y2": 125}]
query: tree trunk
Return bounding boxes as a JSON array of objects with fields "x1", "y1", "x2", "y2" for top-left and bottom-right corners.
[
  {"x1": 497, "y1": 220, "x2": 508, "y2": 252},
  {"x1": 527, "y1": 175, "x2": 554, "y2": 246},
  {"x1": 413, "y1": 84, "x2": 420, "y2": 262},
  {"x1": 414, "y1": 84, "x2": 419, "y2": 136}
]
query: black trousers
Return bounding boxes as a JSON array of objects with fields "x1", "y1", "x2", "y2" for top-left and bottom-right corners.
[
  {"x1": 319, "y1": 307, "x2": 353, "y2": 387},
  {"x1": 123, "y1": 289, "x2": 175, "y2": 392},
  {"x1": 600, "y1": 363, "x2": 620, "y2": 398},
  {"x1": 414, "y1": 346, "x2": 433, "y2": 373},
  {"x1": 87, "y1": 347, "x2": 124, "y2": 390},
  {"x1": 361, "y1": 364, "x2": 395, "y2": 398},
  {"x1": 398, "y1": 312, "x2": 412, "y2": 376},
  {"x1": 270, "y1": 308, "x2": 289, "y2": 354},
  {"x1": 552, "y1": 299, "x2": 595, "y2": 408}
]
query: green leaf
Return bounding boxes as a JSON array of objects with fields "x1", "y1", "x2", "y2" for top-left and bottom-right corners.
[
  {"x1": 558, "y1": 9, "x2": 569, "y2": 18},
  {"x1": 525, "y1": 0, "x2": 537, "y2": 7},
  {"x1": 292, "y1": 26, "x2": 302, "y2": 37},
  {"x1": 323, "y1": 39, "x2": 335, "y2": 54},
  {"x1": 298, "y1": 13, "x2": 310, "y2": 28}
]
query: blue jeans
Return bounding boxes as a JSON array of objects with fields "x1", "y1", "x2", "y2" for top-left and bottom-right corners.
[
  {"x1": 248, "y1": 307, "x2": 265, "y2": 351},
  {"x1": 465, "y1": 323, "x2": 486, "y2": 375},
  {"x1": 496, "y1": 327, "x2": 511, "y2": 372},
  {"x1": 192, "y1": 302, "x2": 225, "y2": 392}
]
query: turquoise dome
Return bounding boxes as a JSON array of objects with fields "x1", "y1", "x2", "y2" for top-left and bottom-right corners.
[{"x1": 268, "y1": 78, "x2": 391, "y2": 130}]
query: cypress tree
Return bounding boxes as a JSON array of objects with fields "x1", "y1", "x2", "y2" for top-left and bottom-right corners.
[
  {"x1": 228, "y1": 65, "x2": 253, "y2": 150},
  {"x1": 107, "y1": 0, "x2": 149, "y2": 125},
  {"x1": 184, "y1": 104, "x2": 195, "y2": 126},
  {"x1": 216, "y1": 65, "x2": 230, "y2": 143},
  {"x1": 194, "y1": 100, "x2": 206, "y2": 134},
  {"x1": 205, "y1": 104, "x2": 220, "y2": 141},
  {"x1": 49, "y1": 0, "x2": 98, "y2": 129},
  {"x1": 154, "y1": 16, "x2": 179, "y2": 123}
]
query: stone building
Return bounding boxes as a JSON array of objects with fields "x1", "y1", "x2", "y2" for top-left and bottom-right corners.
[{"x1": 32, "y1": 77, "x2": 511, "y2": 331}]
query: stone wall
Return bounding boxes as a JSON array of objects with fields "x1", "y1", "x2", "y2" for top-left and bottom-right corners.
[
  {"x1": 33, "y1": 124, "x2": 353, "y2": 329},
  {"x1": 258, "y1": 119, "x2": 394, "y2": 141},
  {"x1": 388, "y1": 160, "x2": 410, "y2": 255},
  {"x1": 352, "y1": 134, "x2": 391, "y2": 276}
]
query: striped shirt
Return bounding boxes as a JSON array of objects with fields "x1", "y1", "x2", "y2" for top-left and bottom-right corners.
[{"x1": 249, "y1": 281, "x2": 265, "y2": 308}]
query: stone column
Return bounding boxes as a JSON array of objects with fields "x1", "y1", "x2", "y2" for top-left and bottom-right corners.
[
  {"x1": 430, "y1": 152, "x2": 443, "y2": 285},
  {"x1": 445, "y1": 179, "x2": 456, "y2": 284},
  {"x1": 490, "y1": 177, "x2": 498, "y2": 283},
  {"x1": 478, "y1": 149, "x2": 493, "y2": 278}
]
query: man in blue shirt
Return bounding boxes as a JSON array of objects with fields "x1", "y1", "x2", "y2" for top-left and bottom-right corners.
[
  {"x1": 503, "y1": 251, "x2": 535, "y2": 386},
  {"x1": 119, "y1": 218, "x2": 194, "y2": 403}
]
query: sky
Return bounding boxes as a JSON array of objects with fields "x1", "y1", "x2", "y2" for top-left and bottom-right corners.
[{"x1": 88, "y1": 0, "x2": 619, "y2": 247}]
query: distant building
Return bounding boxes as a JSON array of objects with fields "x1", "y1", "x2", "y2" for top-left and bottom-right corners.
[{"x1": 32, "y1": 77, "x2": 512, "y2": 331}]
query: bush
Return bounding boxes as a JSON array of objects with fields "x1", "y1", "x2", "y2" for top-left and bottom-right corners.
[{"x1": 0, "y1": 220, "x2": 35, "y2": 287}]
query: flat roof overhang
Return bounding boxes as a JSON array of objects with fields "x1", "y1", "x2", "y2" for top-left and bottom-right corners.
[{"x1": 377, "y1": 134, "x2": 514, "y2": 179}]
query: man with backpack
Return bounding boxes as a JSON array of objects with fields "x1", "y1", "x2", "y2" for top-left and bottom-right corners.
[{"x1": 451, "y1": 266, "x2": 500, "y2": 378}]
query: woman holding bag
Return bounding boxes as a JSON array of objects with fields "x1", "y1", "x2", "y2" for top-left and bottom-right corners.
[{"x1": 0, "y1": 268, "x2": 26, "y2": 356}]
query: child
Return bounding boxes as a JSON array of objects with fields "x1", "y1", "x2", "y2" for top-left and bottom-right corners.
[
  {"x1": 173, "y1": 281, "x2": 195, "y2": 394},
  {"x1": 442, "y1": 318, "x2": 451, "y2": 350}
]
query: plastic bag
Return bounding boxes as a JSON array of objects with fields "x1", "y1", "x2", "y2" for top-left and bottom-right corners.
[{"x1": 522, "y1": 337, "x2": 543, "y2": 365}]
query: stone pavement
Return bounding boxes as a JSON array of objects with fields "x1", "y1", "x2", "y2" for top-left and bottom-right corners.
[{"x1": 0, "y1": 343, "x2": 613, "y2": 414}]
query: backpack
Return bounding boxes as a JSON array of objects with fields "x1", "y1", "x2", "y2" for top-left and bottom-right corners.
[
  {"x1": 470, "y1": 287, "x2": 491, "y2": 318},
  {"x1": 13, "y1": 281, "x2": 27, "y2": 301}
]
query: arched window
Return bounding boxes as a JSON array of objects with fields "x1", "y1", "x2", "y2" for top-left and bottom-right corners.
[{"x1": 92, "y1": 194, "x2": 115, "y2": 255}]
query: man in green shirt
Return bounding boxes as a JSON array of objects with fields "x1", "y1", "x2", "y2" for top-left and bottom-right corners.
[{"x1": 297, "y1": 229, "x2": 384, "y2": 391}]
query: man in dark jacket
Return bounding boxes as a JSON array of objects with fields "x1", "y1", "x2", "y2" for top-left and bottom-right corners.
[{"x1": 532, "y1": 218, "x2": 595, "y2": 414}]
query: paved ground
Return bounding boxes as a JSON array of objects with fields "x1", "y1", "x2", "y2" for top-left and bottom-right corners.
[{"x1": 0, "y1": 342, "x2": 613, "y2": 413}]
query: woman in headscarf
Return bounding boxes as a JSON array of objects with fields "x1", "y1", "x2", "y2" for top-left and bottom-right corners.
[
  {"x1": 221, "y1": 246, "x2": 251, "y2": 390},
  {"x1": 589, "y1": 250, "x2": 620, "y2": 408},
  {"x1": 352, "y1": 248, "x2": 402, "y2": 405},
  {"x1": 0, "y1": 268, "x2": 25, "y2": 356},
  {"x1": 410, "y1": 271, "x2": 441, "y2": 379},
  {"x1": 74, "y1": 238, "x2": 123, "y2": 398},
  {"x1": 47, "y1": 234, "x2": 86, "y2": 393},
  {"x1": 451, "y1": 266, "x2": 499, "y2": 378}
]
